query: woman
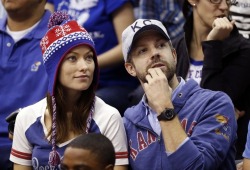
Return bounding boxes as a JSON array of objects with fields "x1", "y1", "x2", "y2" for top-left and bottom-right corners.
[
  {"x1": 173, "y1": 0, "x2": 250, "y2": 160},
  {"x1": 10, "y1": 11, "x2": 128, "y2": 170},
  {"x1": 45, "y1": 0, "x2": 139, "y2": 115}
]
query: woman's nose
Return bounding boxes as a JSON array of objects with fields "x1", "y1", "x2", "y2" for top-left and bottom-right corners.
[{"x1": 78, "y1": 58, "x2": 88, "y2": 71}]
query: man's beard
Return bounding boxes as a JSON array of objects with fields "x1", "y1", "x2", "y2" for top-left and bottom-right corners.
[{"x1": 136, "y1": 60, "x2": 176, "y2": 84}]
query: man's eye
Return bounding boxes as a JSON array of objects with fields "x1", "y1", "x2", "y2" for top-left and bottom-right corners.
[
  {"x1": 158, "y1": 43, "x2": 166, "y2": 48},
  {"x1": 138, "y1": 48, "x2": 146, "y2": 55}
]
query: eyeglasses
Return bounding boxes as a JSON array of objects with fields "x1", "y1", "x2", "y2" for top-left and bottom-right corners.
[{"x1": 209, "y1": 0, "x2": 234, "y2": 5}]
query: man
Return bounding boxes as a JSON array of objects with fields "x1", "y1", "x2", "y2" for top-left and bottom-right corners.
[
  {"x1": 0, "y1": 0, "x2": 50, "y2": 169},
  {"x1": 61, "y1": 133, "x2": 115, "y2": 170},
  {"x1": 121, "y1": 19, "x2": 237, "y2": 170}
]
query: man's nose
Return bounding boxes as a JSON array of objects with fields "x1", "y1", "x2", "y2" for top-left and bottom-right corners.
[{"x1": 151, "y1": 48, "x2": 160, "y2": 59}]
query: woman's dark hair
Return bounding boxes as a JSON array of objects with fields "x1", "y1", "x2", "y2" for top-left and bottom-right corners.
[{"x1": 46, "y1": 80, "x2": 95, "y2": 143}]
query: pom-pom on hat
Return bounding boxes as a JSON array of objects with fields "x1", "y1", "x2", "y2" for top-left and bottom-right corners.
[
  {"x1": 122, "y1": 19, "x2": 171, "y2": 62},
  {"x1": 40, "y1": 11, "x2": 98, "y2": 96},
  {"x1": 40, "y1": 11, "x2": 98, "y2": 167}
]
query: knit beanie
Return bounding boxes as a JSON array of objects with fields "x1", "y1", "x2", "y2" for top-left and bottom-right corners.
[{"x1": 40, "y1": 11, "x2": 98, "y2": 167}]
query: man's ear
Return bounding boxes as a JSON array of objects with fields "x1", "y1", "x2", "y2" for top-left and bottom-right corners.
[
  {"x1": 104, "y1": 164, "x2": 114, "y2": 170},
  {"x1": 172, "y1": 48, "x2": 177, "y2": 63},
  {"x1": 125, "y1": 62, "x2": 136, "y2": 77}
]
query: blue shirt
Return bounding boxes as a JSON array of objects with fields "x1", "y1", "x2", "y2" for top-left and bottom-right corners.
[{"x1": 0, "y1": 10, "x2": 51, "y2": 169}]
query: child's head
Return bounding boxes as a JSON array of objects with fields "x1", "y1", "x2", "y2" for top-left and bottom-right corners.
[{"x1": 61, "y1": 133, "x2": 115, "y2": 170}]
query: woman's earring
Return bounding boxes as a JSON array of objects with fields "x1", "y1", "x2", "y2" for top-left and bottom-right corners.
[{"x1": 193, "y1": 3, "x2": 196, "y2": 6}]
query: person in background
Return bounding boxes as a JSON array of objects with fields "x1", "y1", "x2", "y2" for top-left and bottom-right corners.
[
  {"x1": 230, "y1": 0, "x2": 250, "y2": 40},
  {"x1": 173, "y1": 0, "x2": 250, "y2": 160},
  {"x1": 10, "y1": 11, "x2": 128, "y2": 170},
  {"x1": 240, "y1": 121, "x2": 250, "y2": 170},
  {"x1": 0, "y1": 0, "x2": 50, "y2": 169},
  {"x1": 45, "y1": 0, "x2": 139, "y2": 115},
  {"x1": 121, "y1": 18, "x2": 237, "y2": 170},
  {"x1": 0, "y1": 0, "x2": 5, "y2": 18},
  {"x1": 137, "y1": 0, "x2": 185, "y2": 40},
  {"x1": 61, "y1": 133, "x2": 115, "y2": 170},
  {"x1": 236, "y1": 120, "x2": 250, "y2": 170}
]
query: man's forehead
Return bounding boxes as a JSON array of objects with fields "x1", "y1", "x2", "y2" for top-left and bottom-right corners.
[{"x1": 133, "y1": 30, "x2": 169, "y2": 45}]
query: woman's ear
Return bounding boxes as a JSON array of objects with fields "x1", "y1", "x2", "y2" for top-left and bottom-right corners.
[
  {"x1": 187, "y1": 0, "x2": 197, "y2": 6},
  {"x1": 125, "y1": 62, "x2": 136, "y2": 77}
]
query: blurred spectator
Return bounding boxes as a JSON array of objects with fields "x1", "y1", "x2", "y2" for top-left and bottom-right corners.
[
  {"x1": 0, "y1": 0, "x2": 50, "y2": 169},
  {"x1": 173, "y1": 0, "x2": 250, "y2": 160},
  {"x1": 45, "y1": 0, "x2": 139, "y2": 115},
  {"x1": 230, "y1": 0, "x2": 250, "y2": 40},
  {"x1": 61, "y1": 133, "x2": 115, "y2": 170},
  {"x1": 136, "y1": 0, "x2": 185, "y2": 40},
  {"x1": 242, "y1": 121, "x2": 250, "y2": 170}
]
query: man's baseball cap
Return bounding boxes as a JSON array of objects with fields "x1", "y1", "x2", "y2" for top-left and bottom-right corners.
[{"x1": 122, "y1": 19, "x2": 171, "y2": 62}]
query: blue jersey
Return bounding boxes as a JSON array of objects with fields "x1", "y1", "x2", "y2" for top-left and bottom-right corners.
[
  {"x1": 47, "y1": 0, "x2": 138, "y2": 88},
  {"x1": 0, "y1": 10, "x2": 51, "y2": 169},
  {"x1": 10, "y1": 97, "x2": 128, "y2": 169},
  {"x1": 123, "y1": 79, "x2": 237, "y2": 170}
]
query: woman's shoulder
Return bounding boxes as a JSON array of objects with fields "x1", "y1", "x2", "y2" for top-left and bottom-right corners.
[
  {"x1": 17, "y1": 98, "x2": 47, "y2": 119},
  {"x1": 94, "y1": 96, "x2": 121, "y2": 117}
]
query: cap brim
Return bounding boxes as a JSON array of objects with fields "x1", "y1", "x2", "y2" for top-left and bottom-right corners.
[
  {"x1": 128, "y1": 25, "x2": 170, "y2": 55},
  {"x1": 134, "y1": 25, "x2": 169, "y2": 41}
]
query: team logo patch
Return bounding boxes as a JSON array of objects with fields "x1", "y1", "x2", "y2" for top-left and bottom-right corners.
[
  {"x1": 31, "y1": 61, "x2": 41, "y2": 72},
  {"x1": 214, "y1": 114, "x2": 231, "y2": 141}
]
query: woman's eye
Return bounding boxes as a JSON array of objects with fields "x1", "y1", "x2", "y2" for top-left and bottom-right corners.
[
  {"x1": 67, "y1": 55, "x2": 77, "y2": 61},
  {"x1": 85, "y1": 54, "x2": 94, "y2": 61}
]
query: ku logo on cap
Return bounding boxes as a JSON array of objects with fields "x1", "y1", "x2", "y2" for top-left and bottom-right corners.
[{"x1": 130, "y1": 19, "x2": 153, "y2": 33}]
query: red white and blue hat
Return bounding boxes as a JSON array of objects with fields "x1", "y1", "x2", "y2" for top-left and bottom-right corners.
[
  {"x1": 39, "y1": 11, "x2": 98, "y2": 167},
  {"x1": 40, "y1": 11, "x2": 98, "y2": 96}
]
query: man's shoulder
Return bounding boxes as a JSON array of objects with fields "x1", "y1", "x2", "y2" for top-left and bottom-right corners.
[{"x1": 183, "y1": 79, "x2": 233, "y2": 106}]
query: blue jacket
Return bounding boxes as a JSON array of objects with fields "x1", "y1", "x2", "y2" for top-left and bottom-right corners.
[{"x1": 123, "y1": 79, "x2": 237, "y2": 170}]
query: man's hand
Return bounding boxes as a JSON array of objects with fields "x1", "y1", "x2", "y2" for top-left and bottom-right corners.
[
  {"x1": 207, "y1": 17, "x2": 235, "y2": 41},
  {"x1": 142, "y1": 68, "x2": 173, "y2": 114}
]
